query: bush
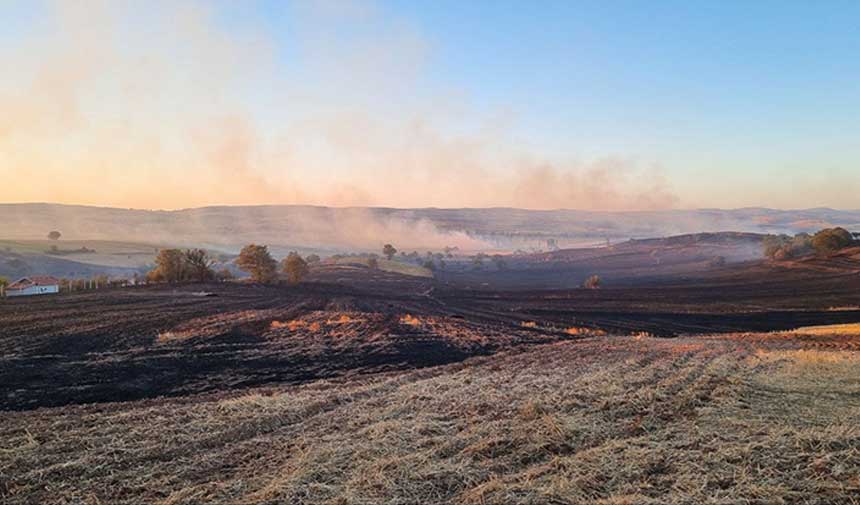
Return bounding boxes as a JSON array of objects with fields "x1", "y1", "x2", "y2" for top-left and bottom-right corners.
[{"x1": 583, "y1": 275, "x2": 601, "y2": 289}]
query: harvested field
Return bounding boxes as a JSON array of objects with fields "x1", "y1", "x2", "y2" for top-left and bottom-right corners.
[{"x1": 2, "y1": 333, "x2": 859, "y2": 504}]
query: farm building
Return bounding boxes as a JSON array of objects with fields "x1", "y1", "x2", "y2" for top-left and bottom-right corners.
[{"x1": 5, "y1": 276, "x2": 61, "y2": 297}]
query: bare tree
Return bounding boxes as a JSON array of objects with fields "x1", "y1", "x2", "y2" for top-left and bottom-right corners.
[{"x1": 184, "y1": 249, "x2": 215, "y2": 282}]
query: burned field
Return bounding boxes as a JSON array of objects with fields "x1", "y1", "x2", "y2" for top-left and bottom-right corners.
[
  {"x1": 2, "y1": 262, "x2": 860, "y2": 412},
  {"x1": 2, "y1": 261, "x2": 860, "y2": 504}
]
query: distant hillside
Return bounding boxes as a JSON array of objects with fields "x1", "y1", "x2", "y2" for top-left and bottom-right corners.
[
  {"x1": 1, "y1": 203, "x2": 859, "y2": 253},
  {"x1": 437, "y1": 231, "x2": 773, "y2": 289}
]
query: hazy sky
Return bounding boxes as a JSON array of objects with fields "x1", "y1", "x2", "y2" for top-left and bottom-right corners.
[{"x1": 1, "y1": 0, "x2": 858, "y2": 210}]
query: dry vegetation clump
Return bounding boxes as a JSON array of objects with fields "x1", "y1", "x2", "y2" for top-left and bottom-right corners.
[
  {"x1": 399, "y1": 314, "x2": 422, "y2": 326},
  {"x1": 269, "y1": 318, "x2": 322, "y2": 332},
  {"x1": 270, "y1": 319, "x2": 305, "y2": 331},
  {"x1": 3, "y1": 334, "x2": 859, "y2": 504},
  {"x1": 564, "y1": 326, "x2": 607, "y2": 336},
  {"x1": 789, "y1": 322, "x2": 860, "y2": 336},
  {"x1": 327, "y1": 314, "x2": 363, "y2": 325}
]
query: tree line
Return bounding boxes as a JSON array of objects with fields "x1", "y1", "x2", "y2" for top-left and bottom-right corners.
[
  {"x1": 146, "y1": 245, "x2": 311, "y2": 285},
  {"x1": 764, "y1": 227, "x2": 858, "y2": 260}
]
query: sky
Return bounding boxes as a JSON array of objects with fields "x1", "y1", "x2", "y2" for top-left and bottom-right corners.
[{"x1": 1, "y1": 0, "x2": 858, "y2": 210}]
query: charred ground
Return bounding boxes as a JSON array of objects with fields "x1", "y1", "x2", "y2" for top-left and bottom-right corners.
[{"x1": 2, "y1": 255, "x2": 860, "y2": 412}]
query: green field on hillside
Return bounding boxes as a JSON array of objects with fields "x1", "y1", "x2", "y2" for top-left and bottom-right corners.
[
  {"x1": 0, "y1": 240, "x2": 170, "y2": 268},
  {"x1": 328, "y1": 256, "x2": 433, "y2": 278}
]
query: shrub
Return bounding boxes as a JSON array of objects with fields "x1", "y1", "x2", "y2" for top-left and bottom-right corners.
[{"x1": 583, "y1": 274, "x2": 601, "y2": 289}]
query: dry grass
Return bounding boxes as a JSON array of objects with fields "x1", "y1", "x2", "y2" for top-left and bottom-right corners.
[
  {"x1": 789, "y1": 322, "x2": 860, "y2": 335},
  {"x1": 564, "y1": 326, "x2": 607, "y2": 336},
  {"x1": 327, "y1": 314, "x2": 363, "y2": 325},
  {"x1": 2, "y1": 335, "x2": 860, "y2": 504},
  {"x1": 400, "y1": 314, "x2": 422, "y2": 326}
]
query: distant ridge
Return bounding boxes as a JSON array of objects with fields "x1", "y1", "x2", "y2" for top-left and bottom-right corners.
[{"x1": 1, "y1": 203, "x2": 859, "y2": 252}]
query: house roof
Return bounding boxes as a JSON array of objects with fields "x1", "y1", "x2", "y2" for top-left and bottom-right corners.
[{"x1": 8, "y1": 276, "x2": 61, "y2": 289}]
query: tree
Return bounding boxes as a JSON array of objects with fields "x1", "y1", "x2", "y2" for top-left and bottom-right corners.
[
  {"x1": 423, "y1": 260, "x2": 436, "y2": 271},
  {"x1": 282, "y1": 251, "x2": 309, "y2": 284},
  {"x1": 383, "y1": 244, "x2": 397, "y2": 260},
  {"x1": 306, "y1": 254, "x2": 321, "y2": 264},
  {"x1": 149, "y1": 249, "x2": 186, "y2": 283},
  {"x1": 367, "y1": 256, "x2": 379, "y2": 270},
  {"x1": 48, "y1": 231, "x2": 61, "y2": 241},
  {"x1": 184, "y1": 249, "x2": 214, "y2": 282},
  {"x1": 235, "y1": 244, "x2": 278, "y2": 283},
  {"x1": 0, "y1": 276, "x2": 7, "y2": 297},
  {"x1": 764, "y1": 232, "x2": 814, "y2": 260},
  {"x1": 583, "y1": 274, "x2": 601, "y2": 289},
  {"x1": 811, "y1": 227, "x2": 855, "y2": 256}
]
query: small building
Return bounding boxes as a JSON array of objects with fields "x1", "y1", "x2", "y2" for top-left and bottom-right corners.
[{"x1": 5, "y1": 276, "x2": 61, "y2": 297}]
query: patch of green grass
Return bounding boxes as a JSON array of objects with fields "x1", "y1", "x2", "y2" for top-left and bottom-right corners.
[{"x1": 328, "y1": 256, "x2": 433, "y2": 278}]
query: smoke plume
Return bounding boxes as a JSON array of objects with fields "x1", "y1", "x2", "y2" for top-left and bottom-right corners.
[{"x1": 0, "y1": 0, "x2": 678, "y2": 212}]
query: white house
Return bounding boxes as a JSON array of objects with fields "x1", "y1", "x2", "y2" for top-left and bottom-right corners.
[{"x1": 5, "y1": 276, "x2": 61, "y2": 297}]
